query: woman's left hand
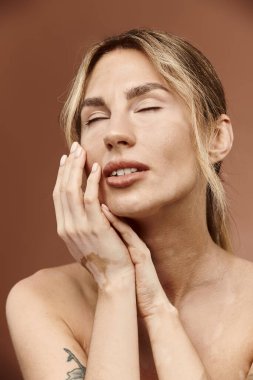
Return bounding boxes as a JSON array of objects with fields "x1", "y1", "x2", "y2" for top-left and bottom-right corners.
[{"x1": 101, "y1": 204, "x2": 177, "y2": 320}]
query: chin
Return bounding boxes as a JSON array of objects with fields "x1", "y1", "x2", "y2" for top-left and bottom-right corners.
[{"x1": 106, "y1": 199, "x2": 162, "y2": 220}]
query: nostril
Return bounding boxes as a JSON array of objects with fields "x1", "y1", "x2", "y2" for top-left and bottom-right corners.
[
  {"x1": 104, "y1": 133, "x2": 136, "y2": 149},
  {"x1": 106, "y1": 140, "x2": 128, "y2": 150},
  {"x1": 106, "y1": 142, "x2": 113, "y2": 150}
]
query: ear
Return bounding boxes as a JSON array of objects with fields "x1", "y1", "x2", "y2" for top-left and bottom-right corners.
[{"x1": 208, "y1": 114, "x2": 234, "y2": 164}]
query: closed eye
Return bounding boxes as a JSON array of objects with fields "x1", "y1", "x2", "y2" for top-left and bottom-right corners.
[
  {"x1": 84, "y1": 107, "x2": 161, "y2": 126},
  {"x1": 138, "y1": 107, "x2": 161, "y2": 112},
  {"x1": 84, "y1": 117, "x2": 108, "y2": 126}
]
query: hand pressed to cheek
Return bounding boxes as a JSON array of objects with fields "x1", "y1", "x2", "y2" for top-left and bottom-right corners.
[{"x1": 53, "y1": 142, "x2": 135, "y2": 293}]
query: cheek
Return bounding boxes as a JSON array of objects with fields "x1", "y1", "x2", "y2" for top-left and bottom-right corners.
[
  {"x1": 154, "y1": 128, "x2": 199, "y2": 195},
  {"x1": 154, "y1": 125, "x2": 195, "y2": 168},
  {"x1": 81, "y1": 132, "x2": 103, "y2": 169}
]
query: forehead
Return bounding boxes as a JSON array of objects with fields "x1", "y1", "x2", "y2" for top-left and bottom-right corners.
[{"x1": 84, "y1": 49, "x2": 166, "y2": 95}]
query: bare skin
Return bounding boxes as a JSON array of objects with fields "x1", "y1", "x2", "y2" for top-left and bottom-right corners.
[
  {"x1": 24, "y1": 255, "x2": 253, "y2": 380},
  {"x1": 6, "y1": 49, "x2": 253, "y2": 379}
]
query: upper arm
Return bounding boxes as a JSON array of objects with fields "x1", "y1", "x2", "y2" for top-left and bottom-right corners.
[{"x1": 6, "y1": 276, "x2": 88, "y2": 380}]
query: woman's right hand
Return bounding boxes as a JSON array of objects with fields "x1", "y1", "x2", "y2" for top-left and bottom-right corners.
[{"x1": 52, "y1": 141, "x2": 135, "y2": 290}]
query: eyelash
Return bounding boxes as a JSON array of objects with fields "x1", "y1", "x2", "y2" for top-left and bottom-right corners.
[{"x1": 85, "y1": 107, "x2": 161, "y2": 126}]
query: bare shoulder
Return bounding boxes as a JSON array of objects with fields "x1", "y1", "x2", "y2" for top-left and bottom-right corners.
[
  {"x1": 6, "y1": 262, "x2": 98, "y2": 348},
  {"x1": 232, "y1": 256, "x2": 253, "y2": 373},
  {"x1": 6, "y1": 264, "x2": 97, "y2": 379},
  {"x1": 8, "y1": 262, "x2": 97, "y2": 307},
  {"x1": 228, "y1": 253, "x2": 253, "y2": 309}
]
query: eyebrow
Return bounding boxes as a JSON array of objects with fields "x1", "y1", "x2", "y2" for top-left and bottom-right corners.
[{"x1": 80, "y1": 82, "x2": 170, "y2": 110}]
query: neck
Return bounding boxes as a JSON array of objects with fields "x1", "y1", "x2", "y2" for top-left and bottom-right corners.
[{"x1": 125, "y1": 195, "x2": 229, "y2": 308}]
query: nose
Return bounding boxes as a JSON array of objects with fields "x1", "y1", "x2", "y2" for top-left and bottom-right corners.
[{"x1": 103, "y1": 117, "x2": 136, "y2": 151}]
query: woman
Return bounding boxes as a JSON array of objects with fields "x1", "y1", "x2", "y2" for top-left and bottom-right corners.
[{"x1": 6, "y1": 28, "x2": 253, "y2": 380}]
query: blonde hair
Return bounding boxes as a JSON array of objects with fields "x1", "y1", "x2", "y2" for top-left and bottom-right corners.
[{"x1": 60, "y1": 28, "x2": 233, "y2": 252}]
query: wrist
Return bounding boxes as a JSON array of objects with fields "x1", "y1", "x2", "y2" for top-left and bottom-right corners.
[
  {"x1": 98, "y1": 269, "x2": 136, "y2": 296},
  {"x1": 143, "y1": 298, "x2": 179, "y2": 327}
]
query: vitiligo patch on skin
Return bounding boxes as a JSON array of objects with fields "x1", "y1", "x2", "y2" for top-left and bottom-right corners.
[
  {"x1": 80, "y1": 255, "x2": 96, "y2": 275},
  {"x1": 80, "y1": 256, "x2": 92, "y2": 272},
  {"x1": 80, "y1": 252, "x2": 134, "y2": 290},
  {"x1": 81, "y1": 253, "x2": 108, "y2": 289}
]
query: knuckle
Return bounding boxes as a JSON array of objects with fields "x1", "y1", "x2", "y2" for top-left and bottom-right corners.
[
  {"x1": 90, "y1": 224, "x2": 104, "y2": 236},
  {"x1": 64, "y1": 224, "x2": 76, "y2": 238},
  {"x1": 52, "y1": 189, "x2": 59, "y2": 199},
  {"x1": 83, "y1": 195, "x2": 95, "y2": 205},
  {"x1": 59, "y1": 184, "x2": 67, "y2": 193},
  {"x1": 134, "y1": 248, "x2": 150, "y2": 263},
  {"x1": 65, "y1": 185, "x2": 76, "y2": 196},
  {"x1": 137, "y1": 249, "x2": 147, "y2": 262},
  {"x1": 89, "y1": 227, "x2": 98, "y2": 237},
  {"x1": 75, "y1": 225, "x2": 87, "y2": 236},
  {"x1": 142, "y1": 248, "x2": 151, "y2": 261},
  {"x1": 122, "y1": 230, "x2": 131, "y2": 240},
  {"x1": 57, "y1": 227, "x2": 65, "y2": 238},
  {"x1": 95, "y1": 224, "x2": 106, "y2": 235}
]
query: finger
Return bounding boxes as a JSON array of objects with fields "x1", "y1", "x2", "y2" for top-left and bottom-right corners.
[
  {"x1": 52, "y1": 154, "x2": 68, "y2": 234},
  {"x1": 53, "y1": 147, "x2": 94, "y2": 264},
  {"x1": 101, "y1": 205, "x2": 150, "y2": 264},
  {"x1": 60, "y1": 142, "x2": 83, "y2": 227},
  {"x1": 101, "y1": 204, "x2": 146, "y2": 247},
  {"x1": 83, "y1": 162, "x2": 103, "y2": 223},
  {"x1": 55, "y1": 144, "x2": 88, "y2": 258},
  {"x1": 64, "y1": 144, "x2": 88, "y2": 226}
]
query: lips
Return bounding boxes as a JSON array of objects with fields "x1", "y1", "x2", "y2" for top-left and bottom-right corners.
[
  {"x1": 103, "y1": 160, "x2": 150, "y2": 188},
  {"x1": 103, "y1": 160, "x2": 149, "y2": 178}
]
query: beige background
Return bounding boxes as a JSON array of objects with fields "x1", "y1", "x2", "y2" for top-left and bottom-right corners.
[{"x1": 1, "y1": 0, "x2": 253, "y2": 378}]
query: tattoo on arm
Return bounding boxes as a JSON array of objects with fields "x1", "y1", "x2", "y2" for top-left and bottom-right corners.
[{"x1": 63, "y1": 348, "x2": 86, "y2": 380}]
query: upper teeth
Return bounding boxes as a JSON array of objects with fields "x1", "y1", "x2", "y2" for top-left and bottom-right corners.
[{"x1": 111, "y1": 168, "x2": 138, "y2": 176}]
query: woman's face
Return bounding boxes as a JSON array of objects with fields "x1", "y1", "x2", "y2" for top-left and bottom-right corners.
[{"x1": 80, "y1": 49, "x2": 201, "y2": 219}]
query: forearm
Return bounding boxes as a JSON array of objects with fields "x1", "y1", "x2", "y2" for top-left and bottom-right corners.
[
  {"x1": 144, "y1": 304, "x2": 210, "y2": 380},
  {"x1": 85, "y1": 273, "x2": 140, "y2": 380}
]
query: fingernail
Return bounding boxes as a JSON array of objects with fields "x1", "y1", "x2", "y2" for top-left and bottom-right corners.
[
  {"x1": 70, "y1": 141, "x2": 78, "y2": 153},
  {"x1": 74, "y1": 146, "x2": 82, "y2": 158},
  {"x1": 92, "y1": 162, "x2": 98, "y2": 172},
  {"x1": 101, "y1": 203, "x2": 109, "y2": 211},
  {"x1": 60, "y1": 155, "x2": 67, "y2": 166}
]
